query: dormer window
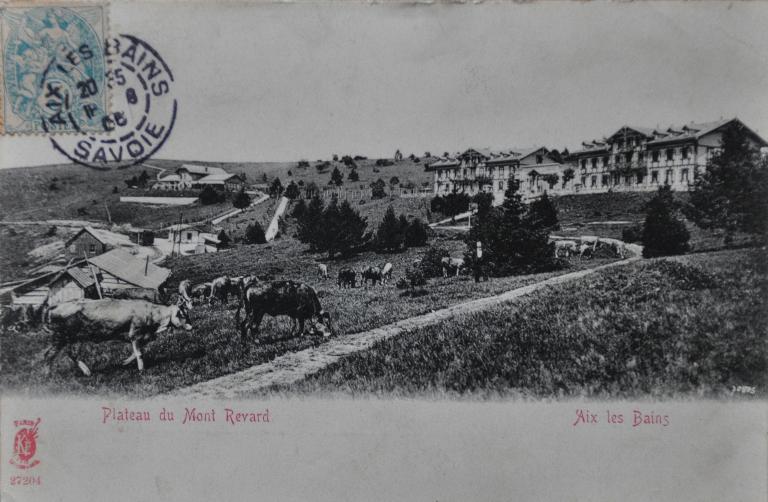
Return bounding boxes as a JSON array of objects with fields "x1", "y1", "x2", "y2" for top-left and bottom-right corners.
[{"x1": 536, "y1": 155, "x2": 543, "y2": 164}]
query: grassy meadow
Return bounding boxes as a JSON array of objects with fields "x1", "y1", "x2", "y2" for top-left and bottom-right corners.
[
  {"x1": 280, "y1": 248, "x2": 767, "y2": 399},
  {"x1": 0, "y1": 232, "x2": 620, "y2": 397}
]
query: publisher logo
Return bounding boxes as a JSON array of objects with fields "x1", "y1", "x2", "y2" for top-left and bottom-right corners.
[{"x1": 10, "y1": 418, "x2": 41, "y2": 470}]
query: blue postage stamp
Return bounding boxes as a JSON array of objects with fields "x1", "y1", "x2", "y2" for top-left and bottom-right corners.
[{"x1": 1, "y1": 5, "x2": 108, "y2": 134}]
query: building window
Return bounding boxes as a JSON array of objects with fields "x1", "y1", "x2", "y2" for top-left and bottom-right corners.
[
  {"x1": 666, "y1": 149, "x2": 673, "y2": 161},
  {"x1": 652, "y1": 150, "x2": 659, "y2": 162},
  {"x1": 89, "y1": 244, "x2": 95, "y2": 254},
  {"x1": 498, "y1": 181, "x2": 504, "y2": 190},
  {"x1": 665, "y1": 169, "x2": 673, "y2": 184},
  {"x1": 615, "y1": 154, "x2": 621, "y2": 164},
  {"x1": 638, "y1": 152, "x2": 644, "y2": 163},
  {"x1": 591, "y1": 158, "x2": 597, "y2": 169},
  {"x1": 602, "y1": 156, "x2": 608, "y2": 167},
  {"x1": 581, "y1": 159, "x2": 586, "y2": 170},
  {"x1": 591, "y1": 176, "x2": 597, "y2": 187},
  {"x1": 581, "y1": 176, "x2": 587, "y2": 187},
  {"x1": 186, "y1": 232, "x2": 192, "y2": 240},
  {"x1": 651, "y1": 171, "x2": 659, "y2": 183},
  {"x1": 681, "y1": 169, "x2": 689, "y2": 182},
  {"x1": 624, "y1": 176, "x2": 631, "y2": 186},
  {"x1": 636, "y1": 172, "x2": 645, "y2": 184},
  {"x1": 625, "y1": 152, "x2": 632, "y2": 163},
  {"x1": 682, "y1": 147, "x2": 689, "y2": 160},
  {"x1": 536, "y1": 155, "x2": 543, "y2": 164},
  {"x1": 601, "y1": 175, "x2": 609, "y2": 186},
  {"x1": 500, "y1": 167, "x2": 505, "y2": 178}
]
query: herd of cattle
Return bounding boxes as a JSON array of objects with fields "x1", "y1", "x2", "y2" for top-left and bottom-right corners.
[{"x1": 2, "y1": 235, "x2": 630, "y2": 377}]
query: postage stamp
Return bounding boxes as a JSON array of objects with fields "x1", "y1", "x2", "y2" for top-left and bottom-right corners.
[{"x1": 1, "y1": 4, "x2": 108, "y2": 134}]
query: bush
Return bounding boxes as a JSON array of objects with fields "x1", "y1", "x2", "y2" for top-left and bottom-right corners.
[
  {"x1": 231, "y1": 187, "x2": 251, "y2": 208},
  {"x1": 420, "y1": 244, "x2": 450, "y2": 278},
  {"x1": 216, "y1": 230, "x2": 230, "y2": 248},
  {"x1": 200, "y1": 185, "x2": 226, "y2": 205},
  {"x1": 431, "y1": 192, "x2": 470, "y2": 217},
  {"x1": 405, "y1": 218, "x2": 429, "y2": 247},
  {"x1": 297, "y1": 160, "x2": 310, "y2": 169},
  {"x1": 291, "y1": 198, "x2": 307, "y2": 220},
  {"x1": 140, "y1": 230, "x2": 155, "y2": 246},
  {"x1": 622, "y1": 224, "x2": 643, "y2": 243},
  {"x1": 46, "y1": 225, "x2": 57, "y2": 237},
  {"x1": 370, "y1": 179, "x2": 387, "y2": 199},
  {"x1": 389, "y1": 176, "x2": 400, "y2": 186},
  {"x1": 348, "y1": 169, "x2": 359, "y2": 182},
  {"x1": 330, "y1": 167, "x2": 344, "y2": 186},
  {"x1": 269, "y1": 178, "x2": 284, "y2": 198},
  {"x1": 244, "y1": 222, "x2": 266, "y2": 244},
  {"x1": 112, "y1": 186, "x2": 119, "y2": 194},
  {"x1": 284, "y1": 181, "x2": 300, "y2": 200},
  {"x1": 642, "y1": 186, "x2": 690, "y2": 258},
  {"x1": 375, "y1": 159, "x2": 394, "y2": 167},
  {"x1": 405, "y1": 267, "x2": 426, "y2": 287}
]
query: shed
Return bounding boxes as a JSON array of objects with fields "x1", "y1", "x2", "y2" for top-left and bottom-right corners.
[
  {"x1": 64, "y1": 227, "x2": 134, "y2": 258},
  {"x1": 87, "y1": 248, "x2": 171, "y2": 301}
]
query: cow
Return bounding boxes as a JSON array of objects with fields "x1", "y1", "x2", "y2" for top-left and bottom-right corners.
[
  {"x1": 234, "y1": 275, "x2": 260, "y2": 321},
  {"x1": 337, "y1": 268, "x2": 356, "y2": 289},
  {"x1": 44, "y1": 298, "x2": 193, "y2": 375},
  {"x1": 190, "y1": 283, "x2": 211, "y2": 303},
  {"x1": 441, "y1": 257, "x2": 464, "y2": 278},
  {"x1": 318, "y1": 263, "x2": 329, "y2": 280},
  {"x1": 239, "y1": 280, "x2": 334, "y2": 346},
  {"x1": 554, "y1": 240, "x2": 578, "y2": 258},
  {"x1": 360, "y1": 266, "x2": 382, "y2": 286},
  {"x1": 209, "y1": 275, "x2": 232, "y2": 304},
  {"x1": 380, "y1": 263, "x2": 393, "y2": 284},
  {"x1": 177, "y1": 280, "x2": 194, "y2": 310}
]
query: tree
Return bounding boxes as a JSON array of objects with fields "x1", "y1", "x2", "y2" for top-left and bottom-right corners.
[
  {"x1": 138, "y1": 170, "x2": 150, "y2": 187},
  {"x1": 526, "y1": 192, "x2": 559, "y2": 232},
  {"x1": 331, "y1": 200, "x2": 368, "y2": 258},
  {"x1": 686, "y1": 124, "x2": 768, "y2": 241},
  {"x1": 287, "y1": 170, "x2": 292, "y2": 177},
  {"x1": 548, "y1": 149, "x2": 563, "y2": 164},
  {"x1": 330, "y1": 166, "x2": 344, "y2": 186},
  {"x1": 261, "y1": 173, "x2": 268, "y2": 183},
  {"x1": 348, "y1": 169, "x2": 359, "y2": 182},
  {"x1": 297, "y1": 196, "x2": 325, "y2": 251},
  {"x1": 284, "y1": 181, "x2": 300, "y2": 199},
  {"x1": 112, "y1": 186, "x2": 119, "y2": 194},
  {"x1": 370, "y1": 178, "x2": 387, "y2": 199},
  {"x1": 231, "y1": 187, "x2": 251, "y2": 208},
  {"x1": 389, "y1": 176, "x2": 400, "y2": 186},
  {"x1": 405, "y1": 218, "x2": 429, "y2": 247},
  {"x1": 202, "y1": 185, "x2": 226, "y2": 205},
  {"x1": 217, "y1": 229, "x2": 231, "y2": 248},
  {"x1": 269, "y1": 177, "x2": 284, "y2": 198},
  {"x1": 465, "y1": 179, "x2": 556, "y2": 276},
  {"x1": 332, "y1": 154, "x2": 339, "y2": 162},
  {"x1": 376, "y1": 206, "x2": 406, "y2": 252},
  {"x1": 562, "y1": 168, "x2": 575, "y2": 188},
  {"x1": 291, "y1": 198, "x2": 307, "y2": 220},
  {"x1": 297, "y1": 160, "x2": 310, "y2": 169},
  {"x1": 642, "y1": 185, "x2": 690, "y2": 258},
  {"x1": 244, "y1": 222, "x2": 267, "y2": 244},
  {"x1": 394, "y1": 149, "x2": 403, "y2": 162},
  {"x1": 305, "y1": 181, "x2": 319, "y2": 198}
]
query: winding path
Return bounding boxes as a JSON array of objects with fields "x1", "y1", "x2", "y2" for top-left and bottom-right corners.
[{"x1": 170, "y1": 254, "x2": 641, "y2": 399}]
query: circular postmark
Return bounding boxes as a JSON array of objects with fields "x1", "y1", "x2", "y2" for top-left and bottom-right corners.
[{"x1": 49, "y1": 34, "x2": 177, "y2": 169}]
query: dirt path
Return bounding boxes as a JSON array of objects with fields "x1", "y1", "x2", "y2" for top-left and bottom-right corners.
[{"x1": 170, "y1": 255, "x2": 641, "y2": 399}]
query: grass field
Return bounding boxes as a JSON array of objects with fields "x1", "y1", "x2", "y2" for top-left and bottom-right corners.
[
  {"x1": 280, "y1": 247, "x2": 767, "y2": 399},
  {"x1": 0, "y1": 233, "x2": 620, "y2": 397}
]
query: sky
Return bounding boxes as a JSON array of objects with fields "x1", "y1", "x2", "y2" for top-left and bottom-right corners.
[{"x1": 3, "y1": 1, "x2": 768, "y2": 168}]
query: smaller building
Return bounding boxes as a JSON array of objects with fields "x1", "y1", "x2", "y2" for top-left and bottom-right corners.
[
  {"x1": 152, "y1": 164, "x2": 246, "y2": 191},
  {"x1": 64, "y1": 227, "x2": 134, "y2": 259},
  {"x1": 87, "y1": 248, "x2": 171, "y2": 302},
  {"x1": 8, "y1": 261, "x2": 97, "y2": 307},
  {"x1": 152, "y1": 173, "x2": 183, "y2": 190},
  {"x1": 166, "y1": 224, "x2": 217, "y2": 255}
]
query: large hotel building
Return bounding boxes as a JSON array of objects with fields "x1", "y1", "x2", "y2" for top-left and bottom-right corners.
[{"x1": 426, "y1": 118, "x2": 767, "y2": 205}]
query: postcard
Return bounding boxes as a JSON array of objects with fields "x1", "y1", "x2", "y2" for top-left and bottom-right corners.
[{"x1": 0, "y1": 2, "x2": 766, "y2": 501}]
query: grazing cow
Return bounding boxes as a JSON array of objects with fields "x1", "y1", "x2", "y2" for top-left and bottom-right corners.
[
  {"x1": 318, "y1": 263, "x2": 328, "y2": 280},
  {"x1": 360, "y1": 266, "x2": 383, "y2": 286},
  {"x1": 554, "y1": 240, "x2": 578, "y2": 258},
  {"x1": 380, "y1": 263, "x2": 393, "y2": 284},
  {"x1": 337, "y1": 268, "x2": 356, "y2": 289},
  {"x1": 177, "y1": 280, "x2": 194, "y2": 310},
  {"x1": 239, "y1": 280, "x2": 334, "y2": 345},
  {"x1": 44, "y1": 298, "x2": 193, "y2": 375},
  {"x1": 190, "y1": 283, "x2": 211, "y2": 303},
  {"x1": 578, "y1": 236, "x2": 600, "y2": 260},
  {"x1": 441, "y1": 257, "x2": 465, "y2": 277},
  {"x1": 209, "y1": 275, "x2": 232, "y2": 304}
]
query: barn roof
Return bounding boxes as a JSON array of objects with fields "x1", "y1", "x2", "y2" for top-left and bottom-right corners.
[
  {"x1": 65, "y1": 226, "x2": 133, "y2": 249},
  {"x1": 88, "y1": 248, "x2": 170, "y2": 290}
]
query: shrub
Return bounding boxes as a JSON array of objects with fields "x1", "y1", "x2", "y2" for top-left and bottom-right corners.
[
  {"x1": 140, "y1": 230, "x2": 155, "y2": 246},
  {"x1": 291, "y1": 198, "x2": 307, "y2": 220},
  {"x1": 348, "y1": 169, "x2": 359, "y2": 182},
  {"x1": 642, "y1": 185, "x2": 690, "y2": 258},
  {"x1": 297, "y1": 160, "x2": 310, "y2": 169},
  {"x1": 389, "y1": 176, "x2": 400, "y2": 186},
  {"x1": 370, "y1": 179, "x2": 387, "y2": 199},
  {"x1": 269, "y1": 177, "x2": 284, "y2": 198},
  {"x1": 231, "y1": 187, "x2": 251, "y2": 208},
  {"x1": 375, "y1": 159, "x2": 394, "y2": 167},
  {"x1": 216, "y1": 230, "x2": 229, "y2": 248},
  {"x1": 244, "y1": 222, "x2": 266, "y2": 244},
  {"x1": 405, "y1": 267, "x2": 426, "y2": 287},
  {"x1": 284, "y1": 181, "x2": 300, "y2": 200},
  {"x1": 622, "y1": 224, "x2": 643, "y2": 243},
  {"x1": 420, "y1": 244, "x2": 450, "y2": 278},
  {"x1": 49, "y1": 182, "x2": 59, "y2": 191},
  {"x1": 431, "y1": 192, "x2": 470, "y2": 217},
  {"x1": 46, "y1": 225, "x2": 57, "y2": 237},
  {"x1": 526, "y1": 192, "x2": 559, "y2": 231},
  {"x1": 405, "y1": 218, "x2": 429, "y2": 247},
  {"x1": 330, "y1": 167, "x2": 344, "y2": 186},
  {"x1": 112, "y1": 186, "x2": 119, "y2": 194}
]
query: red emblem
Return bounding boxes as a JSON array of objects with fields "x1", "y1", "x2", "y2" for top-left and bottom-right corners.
[{"x1": 10, "y1": 418, "x2": 41, "y2": 470}]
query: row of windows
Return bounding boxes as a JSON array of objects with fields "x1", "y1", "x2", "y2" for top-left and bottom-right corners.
[
  {"x1": 437, "y1": 166, "x2": 508, "y2": 180},
  {"x1": 579, "y1": 147, "x2": 692, "y2": 170},
  {"x1": 579, "y1": 168, "x2": 690, "y2": 188}
]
